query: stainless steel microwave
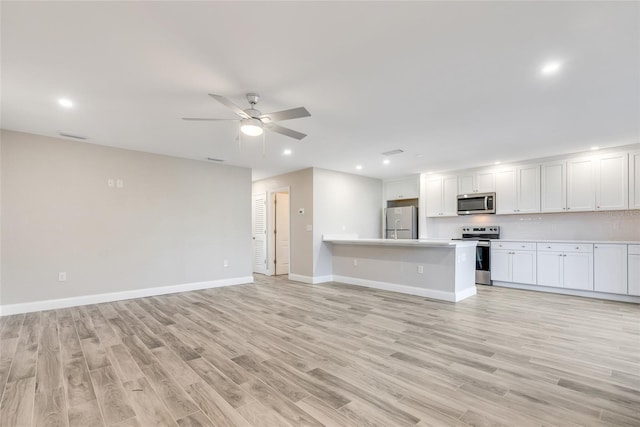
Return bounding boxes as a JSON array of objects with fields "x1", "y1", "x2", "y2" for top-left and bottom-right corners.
[{"x1": 457, "y1": 192, "x2": 496, "y2": 215}]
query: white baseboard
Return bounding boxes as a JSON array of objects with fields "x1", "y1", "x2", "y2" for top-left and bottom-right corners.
[
  {"x1": 0, "y1": 276, "x2": 254, "y2": 316},
  {"x1": 454, "y1": 286, "x2": 478, "y2": 302},
  {"x1": 288, "y1": 273, "x2": 314, "y2": 284},
  {"x1": 287, "y1": 274, "x2": 335, "y2": 285},
  {"x1": 493, "y1": 281, "x2": 640, "y2": 303},
  {"x1": 332, "y1": 275, "x2": 476, "y2": 302}
]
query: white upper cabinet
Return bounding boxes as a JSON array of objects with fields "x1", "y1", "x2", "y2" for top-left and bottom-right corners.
[
  {"x1": 425, "y1": 175, "x2": 458, "y2": 217},
  {"x1": 629, "y1": 150, "x2": 640, "y2": 210},
  {"x1": 595, "y1": 152, "x2": 628, "y2": 211},
  {"x1": 458, "y1": 170, "x2": 495, "y2": 195},
  {"x1": 385, "y1": 175, "x2": 419, "y2": 201},
  {"x1": 517, "y1": 165, "x2": 541, "y2": 213},
  {"x1": 566, "y1": 157, "x2": 595, "y2": 212},
  {"x1": 495, "y1": 168, "x2": 517, "y2": 214},
  {"x1": 541, "y1": 161, "x2": 566, "y2": 213},
  {"x1": 495, "y1": 165, "x2": 540, "y2": 215}
]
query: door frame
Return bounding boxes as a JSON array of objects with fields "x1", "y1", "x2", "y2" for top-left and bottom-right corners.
[{"x1": 267, "y1": 186, "x2": 291, "y2": 276}]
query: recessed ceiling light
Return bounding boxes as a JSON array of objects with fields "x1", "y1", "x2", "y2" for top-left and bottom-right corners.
[
  {"x1": 58, "y1": 98, "x2": 73, "y2": 108},
  {"x1": 283, "y1": 149, "x2": 292, "y2": 155},
  {"x1": 590, "y1": 146, "x2": 600, "y2": 150},
  {"x1": 356, "y1": 165, "x2": 363, "y2": 170},
  {"x1": 416, "y1": 154, "x2": 424, "y2": 158},
  {"x1": 383, "y1": 159, "x2": 390, "y2": 165},
  {"x1": 541, "y1": 61, "x2": 562, "y2": 76},
  {"x1": 494, "y1": 161, "x2": 501, "y2": 165}
]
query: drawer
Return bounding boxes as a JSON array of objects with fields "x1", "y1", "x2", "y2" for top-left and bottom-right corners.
[
  {"x1": 492, "y1": 242, "x2": 536, "y2": 251},
  {"x1": 629, "y1": 245, "x2": 640, "y2": 255},
  {"x1": 537, "y1": 243, "x2": 593, "y2": 253}
]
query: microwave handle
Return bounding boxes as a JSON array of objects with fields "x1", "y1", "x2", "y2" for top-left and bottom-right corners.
[{"x1": 484, "y1": 196, "x2": 488, "y2": 210}]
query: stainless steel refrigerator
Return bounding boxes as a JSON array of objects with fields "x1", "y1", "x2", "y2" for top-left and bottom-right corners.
[{"x1": 385, "y1": 206, "x2": 418, "y2": 239}]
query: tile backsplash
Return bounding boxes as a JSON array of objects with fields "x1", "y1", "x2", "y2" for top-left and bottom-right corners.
[{"x1": 425, "y1": 210, "x2": 640, "y2": 241}]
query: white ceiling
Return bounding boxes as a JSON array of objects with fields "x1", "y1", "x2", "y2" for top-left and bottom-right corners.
[{"x1": 2, "y1": 1, "x2": 639, "y2": 180}]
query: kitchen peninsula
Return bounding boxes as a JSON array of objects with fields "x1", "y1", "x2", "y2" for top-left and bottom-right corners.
[{"x1": 322, "y1": 236, "x2": 478, "y2": 302}]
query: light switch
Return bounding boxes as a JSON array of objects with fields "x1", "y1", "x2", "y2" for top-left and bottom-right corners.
[
  {"x1": 107, "y1": 179, "x2": 114, "y2": 188},
  {"x1": 116, "y1": 179, "x2": 124, "y2": 188}
]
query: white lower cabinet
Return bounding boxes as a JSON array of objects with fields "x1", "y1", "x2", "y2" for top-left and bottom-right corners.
[
  {"x1": 491, "y1": 242, "x2": 536, "y2": 285},
  {"x1": 536, "y1": 243, "x2": 593, "y2": 290},
  {"x1": 629, "y1": 245, "x2": 640, "y2": 296},
  {"x1": 594, "y1": 244, "x2": 628, "y2": 295}
]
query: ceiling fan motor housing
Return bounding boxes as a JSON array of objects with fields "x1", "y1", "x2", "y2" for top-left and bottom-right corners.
[
  {"x1": 246, "y1": 93, "x2": 260, "y2": 105},
  {"x1": 245, "y1": 108, "x2": 262, "y2": 118}
]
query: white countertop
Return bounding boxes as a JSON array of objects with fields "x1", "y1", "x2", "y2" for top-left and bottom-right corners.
[
  {"x1": 494, "y1": 239, "x2": 640, "y2": 245},
  {"x1": 323, "y1": 237, "x2": 477, "y2": 248}
]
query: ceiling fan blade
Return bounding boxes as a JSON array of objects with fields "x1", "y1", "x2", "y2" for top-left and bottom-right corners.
[
  {"x1": 208, "y1": 94, "x2": 250, "y2": 119},
  {"x1": 182, "y1": 118, "x2": 238, "y2": 121},
  {"x1": 265, "y1": 123, "x2": 307, "y2": 140},
  {"x1": 260, "y1": 106, "x2": 310, "y2": 123}
]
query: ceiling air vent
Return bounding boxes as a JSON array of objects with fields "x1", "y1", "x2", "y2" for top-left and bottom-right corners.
[
  {"x1": 59, "y1": 132, "x2": 87, "y2": 140},
  {"x1": 381, "y1": 149, "x2": 404, "y2": 156},
  {"x1": 206, "y1": 157, "x2": 225, "y2": 162}
]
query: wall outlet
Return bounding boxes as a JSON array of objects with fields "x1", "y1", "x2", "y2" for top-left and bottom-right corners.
[
  {"x1": 417, "y1": 265, "x2": 424, "y2": 274},
  {"x1": 223, "y1": 259, "x2": 229, "y2": 267},
  {"x1": 116, "y1": 179, "x2": 124, "y2": 188},
  {"x1": 107, "y1": 179, "x2": 114, "y2": 188},
  {"x1": 58, "y1": 272, "x2": 67, "y2": 282},
  {"x1": 353, "y1": 259, "x2": 358, "y2": 267}
]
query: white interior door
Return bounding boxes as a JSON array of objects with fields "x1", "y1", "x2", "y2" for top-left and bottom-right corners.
[
  {"x1": 252, "y1": 193, "x2": 267, "y2": 274},
  {"x1": 274, "y1": 192, "x2": 290, "y2": 275}
]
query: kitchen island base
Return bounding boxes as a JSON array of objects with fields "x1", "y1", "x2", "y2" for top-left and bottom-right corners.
[{"x1": 324, "y1": 239, "x2": 478, "y2": 302}]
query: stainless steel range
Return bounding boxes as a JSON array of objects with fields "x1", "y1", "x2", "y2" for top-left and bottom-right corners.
[{"x1": 454, "y1": 226, "x2": 500, "y2": 285}]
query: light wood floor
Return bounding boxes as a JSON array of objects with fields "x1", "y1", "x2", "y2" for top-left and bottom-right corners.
[{"x1": 1, "y1": 275, "x2": 639, "y2": 427}]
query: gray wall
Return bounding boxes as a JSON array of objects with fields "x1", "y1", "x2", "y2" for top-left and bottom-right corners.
[
  {"x1": 1, "y1": 130, "x2": 252, "y2": 305},
  {"x1": 252, "y1": 168, "x2": 314, "y2": 278},
  {"x1": 313, "y1": 168, "x2": 382, "y2": 277}
]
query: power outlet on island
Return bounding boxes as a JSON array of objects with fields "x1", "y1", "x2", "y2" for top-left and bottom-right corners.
[
  {"x1": 417, "y1": 265, "x2": 424, "y2": 274},
  {"x1": 58, "y1": 272, "x2": 67, "y2": 282},
  {"x1": 223, "y1": 259, "x2": 229, "y2": 267},
  {"x1": 353, "y1": 259, "x2": 358, "y2": 267}
]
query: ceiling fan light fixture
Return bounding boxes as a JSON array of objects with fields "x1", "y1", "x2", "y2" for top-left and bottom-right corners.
[{"x1": 240, "y1": 118, "x2": 263, "y2": 136}]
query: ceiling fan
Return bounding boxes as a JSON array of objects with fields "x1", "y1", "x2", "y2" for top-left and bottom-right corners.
[{"x1": 183, "y1": 93, "x2": 310, "y2": 140}]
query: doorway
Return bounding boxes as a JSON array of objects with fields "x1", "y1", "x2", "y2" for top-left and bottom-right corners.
[{"x1": 273, "y1": 191, "x2": 290, "y2": 275}]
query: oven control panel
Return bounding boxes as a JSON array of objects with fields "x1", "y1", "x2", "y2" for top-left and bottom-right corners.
[{"x1": 461, "y1": 226, "x2": 500, "y2": 234}]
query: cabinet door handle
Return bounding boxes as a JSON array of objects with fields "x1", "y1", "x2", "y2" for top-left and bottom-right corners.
[{"x1": 575, "y1": 247, "x2": 579, "y2": 250}]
